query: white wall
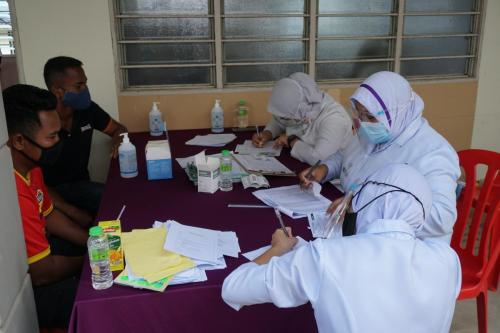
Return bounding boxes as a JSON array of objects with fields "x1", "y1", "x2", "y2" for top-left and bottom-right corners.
[
  {"x1": 13, "y1": 0, "x2": 119, "y2": 182},
  {"x1": 472, "y1": 0, "x2": 500, "y2": 152}
]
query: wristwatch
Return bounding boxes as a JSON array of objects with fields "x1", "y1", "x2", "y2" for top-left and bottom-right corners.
[{"x1": 287, "y1": 135, "x2": 300, "y2": 147}]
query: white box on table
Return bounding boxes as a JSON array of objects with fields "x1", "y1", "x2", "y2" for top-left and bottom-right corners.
[
  {"x1": 195, "y1": 151, "x2": 220, "y2": 193},
  {"x1": 145, "y1": 140, "x2": 172, "y2": 180}
]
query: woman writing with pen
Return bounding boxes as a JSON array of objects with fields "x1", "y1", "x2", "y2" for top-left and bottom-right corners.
[{"x1": 252, "y1": 72, "x2": 353, "y2": 166}]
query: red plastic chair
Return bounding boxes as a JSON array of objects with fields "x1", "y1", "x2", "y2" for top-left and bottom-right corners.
[{"x1": 451, "y1": 149, "x2": 500, "y2": 333}]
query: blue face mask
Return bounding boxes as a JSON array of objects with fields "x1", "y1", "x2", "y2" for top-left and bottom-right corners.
[
  {"x1": 358, "y1": 121, "x2": 390, "y2": 144},
  {"x1": 63, "y1": 87, "x2": 91, "y2": 110}
]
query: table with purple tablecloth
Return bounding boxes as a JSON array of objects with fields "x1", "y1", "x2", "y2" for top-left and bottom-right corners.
[{"x1": 69, "y1": 129, "x2": 342, "y2": 333}]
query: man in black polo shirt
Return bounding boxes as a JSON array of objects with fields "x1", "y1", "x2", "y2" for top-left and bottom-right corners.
[{"x1": 42, "y1": 56, "x2": 127, "y2": 217}]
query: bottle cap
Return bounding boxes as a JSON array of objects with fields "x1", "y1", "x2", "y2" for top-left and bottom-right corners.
[
  {"x1": 221, "y1": 150, "x2": 231, "y2": 157},
  {"x1": 119, "y1": 133, "x2": 130, "y2": 143},
  {"x1": 89, "y1": 226, "x2": 104, "y2": 237},
  {"x1": 239, "y1": 100, "x2": 246, "y2": 106}
]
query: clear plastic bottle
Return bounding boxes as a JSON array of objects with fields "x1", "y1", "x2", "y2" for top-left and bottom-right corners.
[
  {"x1": 118, "y1": 133, "x2": 138, "y2": 178},
  {"x1": 88, "y1": 226, "x2": 113, "y2": 290},
  {"x1": 235, "y1": 99, "x2": 249, "y2": 129},
  {"x1": 219, "y1": 150, "x2": 233, "y2": 192},
  {"x1": 211, "y1": 99, "x2": 224, "y2": 133}
]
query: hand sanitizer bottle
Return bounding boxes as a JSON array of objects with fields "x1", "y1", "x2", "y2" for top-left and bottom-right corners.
[
  {"x1": 118, "y1": 133, "x2": 138, "y2": 178},
  {"x1": 211, "y1": 99, "x2": 224, "y2": 133},
  {"x1": 149, "y1": 102, "x2": 163, "y2": 136}
]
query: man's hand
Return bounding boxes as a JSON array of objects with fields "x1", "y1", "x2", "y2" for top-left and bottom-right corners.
[
  {"x1": 103, "y1": 119, "x2": 128, "y2": 158},
  {"x1": 299, "y1": 164, "x2": 328, "y2": 189},
  {"x1": 110, "y1": 132, "x2": 123, "y2": 158},
  {"x1": 252, "y1": 130, "x2": 273, "y2": 148}
]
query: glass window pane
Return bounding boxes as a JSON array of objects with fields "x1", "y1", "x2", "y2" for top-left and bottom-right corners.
[
  {"x1": 225, "y1": 64, "x2": 305, "y2": 83},
  {"x1": 126, "y1": 67, "x2": 213, "y2": 86},
  {"x1": 318, "y1": 17, "x2": 394, "y2": 37},
  {"x1": 120, "y1": 18, "x2": 211, "y2": 39},
  {"x1": 405, "y1": 0, "x2": 475, "y2": 12},
  {"x1": 224, "y1": 41, "x2": 305, "y2": 63},
  {"x1": 118, "y1": 0, "x2": 209, "y2": 14},
  {"x1": 316, "y1": 62, "x2": 391, "y2": 80},
  {"x1": 400, "y1": 58, "x2": 468, "y2": 76},
  {"x1": 317, "y1": 39, "x2": 391, "y2": 60},
  {"x1": 402, "y1": 37, "x2": 470, "y2": 57},
  {"x1": 223, "y1": 17, "x2": 305, "y2": 38},
  {"x1": 318, "y1": 0, "x2": 394, "y2": 13},
  {"x1": 224, "y1": 0, "x2": 304, "y2": 14},
  {"x1": 404, "y1": 15, "x2": 472, "y2": 35},
  {"x1": 124, "y1": 43, "x2": 212, "y2": 65}
]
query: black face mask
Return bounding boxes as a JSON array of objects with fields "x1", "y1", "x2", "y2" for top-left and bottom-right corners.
[
  {"x1": 21, "y1": 135, "x2": 64, "y2": 167},
  {"x1": 342, "y1": 212, "x2": 358, "y2": 237}
]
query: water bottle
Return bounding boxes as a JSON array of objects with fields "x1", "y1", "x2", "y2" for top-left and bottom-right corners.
[
  {"x1": 219, "y1": 150, "x2": 233, "y2": 192},
  {"x1": 88, "y1": 226, "x2": 113, "y2": 290}
]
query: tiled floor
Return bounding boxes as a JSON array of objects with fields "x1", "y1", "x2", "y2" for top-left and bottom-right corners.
[{"x1": 451, "y1": 290, "x2": 500, "y2": 332}]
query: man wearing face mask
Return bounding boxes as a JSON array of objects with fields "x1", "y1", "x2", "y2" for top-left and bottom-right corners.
[
  {"x1": 3, "y1": 84, "x2": 85, "y2": 330},
  {"x1": 252, "y1": 72, "x2": 353, "y2": 166},
  {"x1": 42, "y1": 56, "x2": 127, "y2": 217}
]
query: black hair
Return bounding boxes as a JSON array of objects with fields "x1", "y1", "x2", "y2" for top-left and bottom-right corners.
[
  {"x1": 43, "y1": 56, "x2": 83, "y2": 89},
  {"x1": 2, "y1": 84, "x2": 58, "y2": 136}
]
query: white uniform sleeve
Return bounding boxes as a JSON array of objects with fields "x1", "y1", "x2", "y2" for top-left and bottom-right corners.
[
  {"x1": 291, "y1": 113, "x2": 352, "y2": 165},
  {"x1": 222, "y1": 242, "x2": 324, "y2": 310},
  {"x1": 416, "y1": 146, "x2": 460, "y2": 241},
  {"x1": 263, "y1": 117, "x2": 285, "y2": 138},
  {"x1": 323, "y1": 151, "x2": 344, "y2": 181}
]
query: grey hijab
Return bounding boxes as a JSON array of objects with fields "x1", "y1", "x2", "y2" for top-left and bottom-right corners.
[{"x1": 268, "y1": 72, "x2": 325, "y2": 121}]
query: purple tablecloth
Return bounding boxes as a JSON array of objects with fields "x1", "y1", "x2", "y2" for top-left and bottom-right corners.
[{"x1": 69, "y1": 129, "x2": 342, "y2": 333}]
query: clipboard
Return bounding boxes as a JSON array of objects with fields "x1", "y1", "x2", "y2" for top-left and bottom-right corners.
[{"x1": 232, "y1": 154, "x2": 296, "y2": 177}]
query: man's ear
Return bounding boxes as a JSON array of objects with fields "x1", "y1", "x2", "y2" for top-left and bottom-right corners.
[
  {"x1": 10, "y1": 133, "x2": 25, "y2": 150},
  {"x1": 50, "y1": 85, "x2": 64, "y2": 101}
]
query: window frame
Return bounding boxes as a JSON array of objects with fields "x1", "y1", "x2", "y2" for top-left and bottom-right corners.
[{"x1": 110, "y1": 0, "x2": 484, "y2": 92}]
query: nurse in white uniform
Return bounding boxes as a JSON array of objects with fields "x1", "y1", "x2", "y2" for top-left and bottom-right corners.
[
  {"x1": 299, "y1": 71, "x2": 460, "y2": 242},
  {"x1": 222, "y1": 164, "x2": 461, "y2": 333},
  {"x1": 252, "y1": 72, "x2": 353, "y2": 166}
]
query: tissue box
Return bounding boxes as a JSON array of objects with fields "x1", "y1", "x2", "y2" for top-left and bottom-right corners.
[
  {"x1": 98, "y1": 220, "x2": 124, "y2": 272},
  {"x1": 146, "y1": 140, "x2": 172, "y2": 180},
  {"x1": 195, "y1": 151, "x2": 220, "y2": 193}
]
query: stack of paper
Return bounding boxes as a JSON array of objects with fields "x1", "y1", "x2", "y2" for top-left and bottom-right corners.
[
  {"x1": 185, "y1": 133, "x2": 236, "y2": 147},
  {"x1": 116, "y1": 228, "x2": 196, "y2": 291},
  {"x1": 235, "y1": 140, "x2": 282, "y2": 157},
  {"x1": 242, "y1": 236, "x2": 308, "y2": 261},
  {"x1": 253, "y1": 185, "x2": 331, "y2": 219},
  {"x1": 241, "y1": 174, "x2": 270, "y2": 189},
  {"x1": 152, "y1": 220, "x2": 240, "y2": 283}
]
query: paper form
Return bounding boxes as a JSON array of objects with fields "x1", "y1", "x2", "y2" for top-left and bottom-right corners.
[
  {"x1": 235, "y1": 140, "x2": 282, "y2": 157},
  {"x1": 164, "y1": 221, "x2": 220, "y2": 263},
  {"x1": 232, "y1": 154, "x2": 294, "y2": 176},
  {"x1": 185, "y1": 134, "x2": 237, "y2": 147},
  {"x1": 242, "y1": 236, "x2": 308, "y2": 261},
  {"x1": 253, "y1": 185, "x2": 332, "y2": 219}
]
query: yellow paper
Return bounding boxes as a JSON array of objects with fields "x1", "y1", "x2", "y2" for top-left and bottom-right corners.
[{"x1": 121, "y1": 228, "x2": 195, "y2": 283}]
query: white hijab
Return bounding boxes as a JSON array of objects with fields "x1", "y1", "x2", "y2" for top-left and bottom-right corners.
[
  {"x1": 268, "y1": 72, "x2": 325, "y2": 121},
  {"x1": 351, "y1": 71, "x2": 425, "y2": 151},
  {"x1": 351, "y1": 163, "x2": 432, "y2": 235}
]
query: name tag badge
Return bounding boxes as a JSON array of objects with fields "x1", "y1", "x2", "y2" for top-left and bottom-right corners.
[{"x1": 81, "y1": 124, "x2": 92, "y2": 132}]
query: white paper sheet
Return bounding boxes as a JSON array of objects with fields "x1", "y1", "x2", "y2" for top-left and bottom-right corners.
[
  {"x1": 253, "y1": 185, "x2": 331, "y2": 219},
  {"x1": 176, "y1": 152, "x2": 248, "y2": 181},
  {"x1": 164, "y1": 221, "x2": 220, "y2": 263},
  {"x1": 235, "y1": 140, "x2": 282, "y2": 157},
  {"x1": 185, "y1": 133, "x2": 237, "y2": 147},
  {"x1": 242, "y1": 236, "x2": 308, "y2": 261},
  {"x1": 233, "y1": 154, "x2": 293, "y2": 175}
]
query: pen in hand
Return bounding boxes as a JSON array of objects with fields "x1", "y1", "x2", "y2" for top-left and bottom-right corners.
[{"x1": 274, "y1": 208, "x2": 290, "y2": 237}]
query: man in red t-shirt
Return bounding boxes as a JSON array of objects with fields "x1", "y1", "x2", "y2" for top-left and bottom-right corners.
[{"x1": 3, "y1": 84, "x2": 85, "y2": 330}]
